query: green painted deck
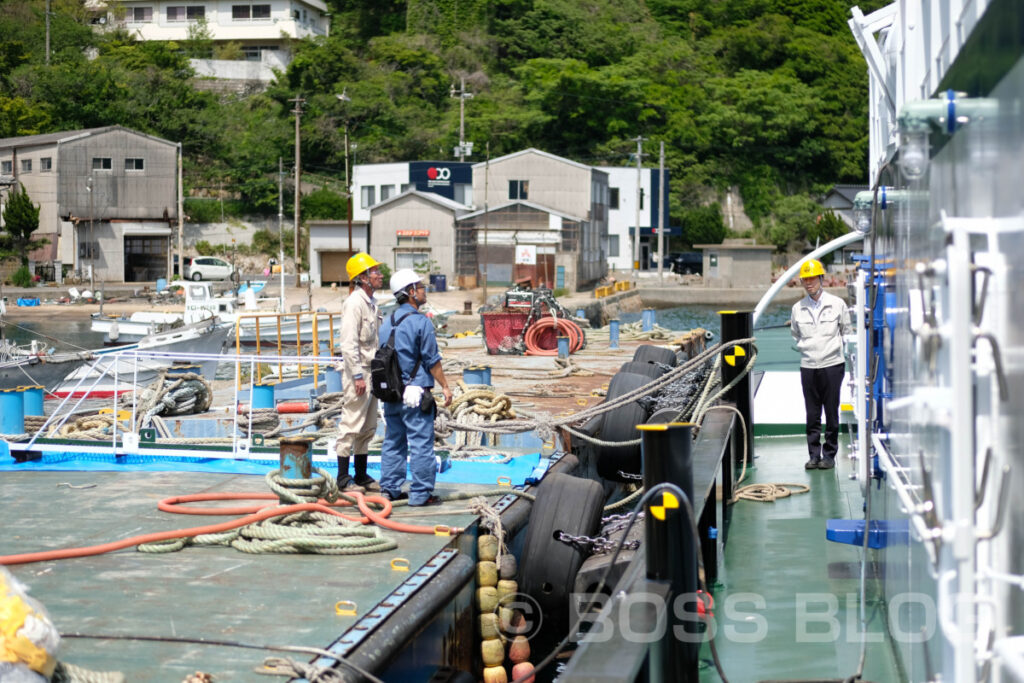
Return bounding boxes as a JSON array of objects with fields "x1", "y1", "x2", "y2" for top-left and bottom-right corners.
[
  {"x1": 699, "y1": 435, "x2": 901, "y2": 682},
  {"x1": 1, "y1": 470, "x2": 487, "y2": 682}
]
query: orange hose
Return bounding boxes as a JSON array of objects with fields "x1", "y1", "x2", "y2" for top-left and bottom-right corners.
[
  {"x1": 524, "y1": 316, "x2": 584, "y2": 356},
  {"x1": 1, "y1": 491, "x2": 462, "y2": 566}
]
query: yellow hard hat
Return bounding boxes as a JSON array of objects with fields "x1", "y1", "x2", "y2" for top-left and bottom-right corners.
[
  {"x1": 346, "y1": 252, "x2": 381, "y2": 281},
  {"x1": 799, "y1": 259, "x2": 825, "y2": 279}
]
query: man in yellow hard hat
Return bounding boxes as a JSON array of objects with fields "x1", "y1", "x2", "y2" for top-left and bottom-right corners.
[
  {"x1": 334, "y1": 252, "x2": 385, "y2": 492},
  {"x1": 791, "y1": 258, "x2": 851, "y2": 470}
]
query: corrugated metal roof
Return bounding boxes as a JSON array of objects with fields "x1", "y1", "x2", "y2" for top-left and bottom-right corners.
[{"x1": 0, "y1": 125, "x2": 177, "y2": 150}]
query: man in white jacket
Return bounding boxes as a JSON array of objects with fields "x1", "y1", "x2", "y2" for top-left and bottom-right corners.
[
  {"x1": 791, "y1": 259, "x2": 851, "y2": 470},
  {"x1": 334, "y1": 252, "x2": 385, "y2": 492}
]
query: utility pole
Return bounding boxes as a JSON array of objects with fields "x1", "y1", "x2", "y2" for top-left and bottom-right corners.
[
  {"x1": 336, "y1": 90, "x2": 353, "y2": 255},
  {"x1": 177, "y1": 143, "x2": 183, "y2": 283},
  {"x1": 632, "y1": 135, "x2": 646, "y2": 276},
  {"x1": 289, "y1": 95, "x2": 304, "y2": 287},
  {"x1": 658, "y1": 141, "x2": 665, "y2": 282},
  {"x1": 482, "y1": 142, "x2": 489, "y2": 302},
  {"x1": 45, "y1": 0, "x2": 51, "y2": 65},
  {"x1": 277, "y1": 157, "x2": 285, "y2": 311},
  {"x1": 450, "y1": 77, "x2": 473, "y2": 161},
  {"x1": 86, "y1": 176, "x2": 93, "y2": 288}
]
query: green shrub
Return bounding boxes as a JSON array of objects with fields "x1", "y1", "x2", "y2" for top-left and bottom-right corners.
[
  {"x1": 195, "y1": 240, "x2": 215, "y2": 255},
  {"x1": 11, "y1": 265, "x2": 32, "y2": 287}
]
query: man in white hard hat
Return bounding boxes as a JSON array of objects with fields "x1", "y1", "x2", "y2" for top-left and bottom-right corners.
[
  {"x1": 334, "y1": 252, "x2": 385, "y2": 492},
  {"x1": 792, "y1": 259, "x2": 851, "y2": 470},
  {"x1": 377, "y1": 269, "x2": 452, "y2": 506}
]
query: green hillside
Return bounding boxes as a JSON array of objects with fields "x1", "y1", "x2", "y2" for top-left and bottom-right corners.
[{"x1": 0, "y1": 0, "x2": 886, "y2": 248}]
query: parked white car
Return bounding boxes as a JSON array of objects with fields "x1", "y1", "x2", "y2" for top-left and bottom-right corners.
[{"x1": 185, "y1": 256, "x2": 234, "y2": 281}]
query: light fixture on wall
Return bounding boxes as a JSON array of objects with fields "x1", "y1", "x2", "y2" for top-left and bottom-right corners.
[{"x1": 896, "y1": 90, "x2": 998, "y2": 181}]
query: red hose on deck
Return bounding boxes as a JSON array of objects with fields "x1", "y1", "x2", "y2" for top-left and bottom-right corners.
[{"x1": 524, "y1": 316, "x2": 584, "y2": 356}]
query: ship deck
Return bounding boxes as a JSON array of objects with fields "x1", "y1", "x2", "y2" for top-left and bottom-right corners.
[{"x1": 1, "y1": 468, "x2": 494, "y2": 681}]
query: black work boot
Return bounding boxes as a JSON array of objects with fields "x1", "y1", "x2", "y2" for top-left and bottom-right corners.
[
  {"x1": 804, "y1": 457, "x2": 821, "y2": 470},
  {"x1": 353, "y1": 454, "x2": 380, "y2": 492}
]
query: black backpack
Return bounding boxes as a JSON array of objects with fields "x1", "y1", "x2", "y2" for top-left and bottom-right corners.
[{"x1": 370, "y1": 311, "x2": 421, "y2": 403}]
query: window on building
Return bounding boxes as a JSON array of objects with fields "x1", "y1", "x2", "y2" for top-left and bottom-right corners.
[
  {"x1": 21, "y1": 159, "x2": 31, "y2": 173},
  {"x1": 609, "y1": 187, "x2": 619, "y2": 209},
  {"x1": 292, "y1": 9, "x2": 300, "y2": 19},
  {"x1": 608, "y1": 235, "x2": 620, "y2": 258},
  {"x1": 380, "y1": 184, "x2": 396, "y2": 201},
  {"x1": 1, "y1": 161, "x2": 11, "y2": 175},
  {"x1": 360, "y1": 186, "x2": 376, "y2": 208},
  {"x1": 232, "y1": 4, "x2": 270, "y2": 19},
  {"x1": 395, "y1": 252, "x2": 428, "y2": 270},
  {"x1": 129, "y1": 6, "x2": 153, "y2": 21},
  {"x1": 40, "y1": 157, "x2": 52, "y2": 172},
  {"x1": 92, "y1": 157, "x2": 112, "y2": 171},
  {"x1": 167, "y1": 5, "x2": 204, "y2": 21},
  {"x1": 125, "y1": 158, "x2": 145, "y2": 171},
  {"x1": 454, "y1": 183, "x2": 472, "y2": 205},
  {"x1": 396, "y1": 236, "x2": 428, "y2": 246},
  {"x1": 509, "y1": 180, "x2": 528, "y2": 200},
  {"x1": 400, "y1": 183, "x2": 411, "y2": 193}
]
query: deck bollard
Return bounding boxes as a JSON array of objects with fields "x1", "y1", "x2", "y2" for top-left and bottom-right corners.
[
  {"x1": 252, "y1": 382, "x2": 275, "y2": 410},
  {"x1": 278, "y1": 435, "x2": 314, "y2": 487},
  {"x1": 641, "y1": 308, "x2": 656, "y2": 331},
  {"x1": 719, "y1": 311, "x2": 754, "y2": 471},
  {"x1": 20, "y1": 385, "x2": 44, "y2": 417},
  {"x1": 324, "y1": 368, "x2": 342, "y2": 393},
  {"x1": 639, "y1": 422, "x2": 698, "y2": 683},
  {"x1": 609, "y1": 319, "x2": 620, "y2": 349},
  {"x1": 557, "y1": 335, "x2": 570, "y2": 358},
  {"x1": 0, "y1": 388, "x2": 26, "y2": 435},
  {"x1": 462, "y1": 365, "x2": 492, "y2": 386}
]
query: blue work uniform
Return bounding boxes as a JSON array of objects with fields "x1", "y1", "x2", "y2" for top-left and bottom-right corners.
[{"x1": 378, "y1": 303, "x2": 443, "y2": 505}]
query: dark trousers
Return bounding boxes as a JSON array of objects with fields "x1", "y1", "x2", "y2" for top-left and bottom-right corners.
[{"x1": 800, "y1": 363, "x2": 845, "y2": 461}]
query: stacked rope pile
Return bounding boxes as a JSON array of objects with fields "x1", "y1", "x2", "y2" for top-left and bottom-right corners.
[
  {"x1": 137, "y1": 468, "x2": 397, "y2": 556},
  {"x1": 128, "y1": 371, "x2": 213, "y2": 432},
  {"x1": 54, "y1": 415, "x2": 117, "y2": 440},
  {"x1": 438, "y1": 381, "x2": 518, "y2": 454}
]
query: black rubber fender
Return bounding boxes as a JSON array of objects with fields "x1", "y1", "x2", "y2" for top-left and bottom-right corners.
[
  {"x1": 595, "y1": 371, "x2": 652, "y2": 481},
  {"x1": 518, "y1": 472, "x2": 605, "y2": 650},
  {"x1": 619, "y1": 359, "x2": 666, "y2": 379},
  {"x1": 632, "y1": 344, "x2": 677, "y2": 367}
]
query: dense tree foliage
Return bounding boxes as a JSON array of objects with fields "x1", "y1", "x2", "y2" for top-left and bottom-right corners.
[{"x1": 0, "y1": 0, "x2": 888, "y2": 248}]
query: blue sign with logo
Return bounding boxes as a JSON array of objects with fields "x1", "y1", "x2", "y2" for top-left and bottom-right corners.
[{"x1": 409, "y1": 161, "x2": 473, "y2": 200}]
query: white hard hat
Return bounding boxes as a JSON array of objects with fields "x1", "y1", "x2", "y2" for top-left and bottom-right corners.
[{"x1": 390, "y1": 268, "x2": 422, "y2": 295}]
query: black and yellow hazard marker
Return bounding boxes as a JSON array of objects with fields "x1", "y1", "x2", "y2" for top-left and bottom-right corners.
[
  {"x1": 649, "y1": 491, "x2": 679, "y2": 521},
  {"x1": 723, "y1": 345, "x2": 746, "y2": 367}
]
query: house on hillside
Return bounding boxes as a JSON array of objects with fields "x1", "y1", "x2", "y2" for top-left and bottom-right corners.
[
  {"x1": 464, "y1": 148, "x2": 608, "y2": 290},
  {"x1": 0, "y1": 126, "x2": 179, "y2": 283},
  {"x1": 89, "y1": 0, "x2": 329, "y2": 83}
]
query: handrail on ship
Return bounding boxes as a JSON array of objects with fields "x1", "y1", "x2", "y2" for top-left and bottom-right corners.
[
  {"x1": 751, "y1": 230, "x2": 865, "y2": 328},
  {"x1": 233, "y1": 310, "x2": 341, "y2": 390}
]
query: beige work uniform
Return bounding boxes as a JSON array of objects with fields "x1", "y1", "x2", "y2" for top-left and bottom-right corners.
[{"x1": 335, "y1": 287, "x2": 380, "y2": 456}]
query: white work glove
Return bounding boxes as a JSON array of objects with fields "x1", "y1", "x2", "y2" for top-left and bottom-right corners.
[{"x1": 403, "y1": 384, "x2": 424, "y2": 409}]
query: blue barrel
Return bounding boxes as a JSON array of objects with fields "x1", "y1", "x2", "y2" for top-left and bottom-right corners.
[
  {"x1": 324, "y1": 368, "x2": 342, "y2": 393},
  {"x1": 0, "y1": 388, "x2": 25, "y2": 434},
  {"x1": 463, "y1": 365, "x2": 492, "y2": 386},
  {"x1": 609, "y1": 319, "x2": 620, "y2": 349},
  {"x1": 557, "y1": 335, "x2": 570, "y2": 359},
  {"x1": 434, "y1": 274, "x2": 447, "y2": 292},
  {"x1": 156, "y1": 277, "x2": 168, "y2": 292},
  {"x1": 641, "y1": 308, "x2": 656, "y2": 332},
  {"x1": 252, "y1": 383, "x2": 275, "y2": 410},
  {"x1": 20, "y1": 385, "x2": 44, "y2": 417},
  {"x1": 575, "y1": 308, "x2": 586, "y2": 318},
  {"x1": 279, "y1": 436, "x2": 313, "y2": 483}
]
